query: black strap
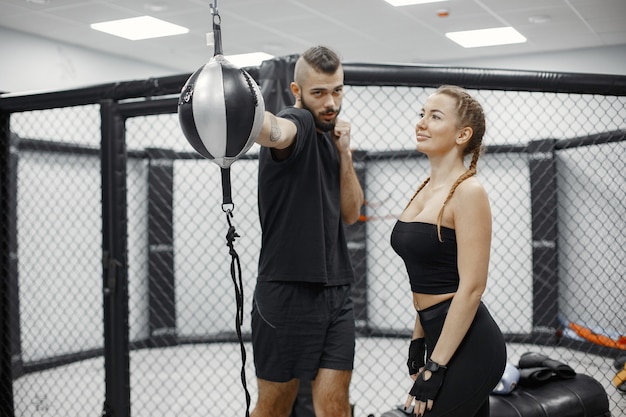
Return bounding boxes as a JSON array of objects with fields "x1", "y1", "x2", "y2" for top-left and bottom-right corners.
[
  {"x1": 224, "y1": 210, "x2": 251, "y2": 417},
  {"x1": 221, "y1": 167, "x2": 233, "y2": 208}
]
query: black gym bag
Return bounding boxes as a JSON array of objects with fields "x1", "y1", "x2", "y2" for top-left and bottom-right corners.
[{"x1": 381, "y1": 374, "x2": 611, "y2": 417}]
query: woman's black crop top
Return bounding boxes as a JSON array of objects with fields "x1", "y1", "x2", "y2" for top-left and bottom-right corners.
[{"x1": 390, "y1": 221, "x2": 459, "y2": 294}]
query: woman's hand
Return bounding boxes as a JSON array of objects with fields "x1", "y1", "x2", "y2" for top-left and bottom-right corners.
[
  {"x1": 404, "y1": 360, "x2": 447, "y2": 416},
  {"x1": 407, "y1": 337, "x2": 426, "y2": 376}
]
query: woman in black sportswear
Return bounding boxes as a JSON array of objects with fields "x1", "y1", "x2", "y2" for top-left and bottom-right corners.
[{"x1": 391, "y1": 85, "x2": 506, "y2": 417}]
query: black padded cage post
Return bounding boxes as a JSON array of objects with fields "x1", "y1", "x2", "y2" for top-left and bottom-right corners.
[
  {"x1": 528, "y1": 139, "x2": 560, "y2": 334},
  {"x1": 100, "y1": 99, "x2": 131, "y2": 417},
  {"x1": 0, "y1": 109, "x2": 15, "y2": 417},
  {"x1": 146, "y1": 148, "x2": 177, "y2": 348}
]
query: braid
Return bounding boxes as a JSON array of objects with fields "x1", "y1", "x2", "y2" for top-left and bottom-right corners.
[
  {"x1": 405, "y1": 177, "x2": 430, "y2": 210},
  {"x1": 435, "y1": 147, "x2": 481, "y2": 242},
  {"x1": 406, "y1": 150, "x2": 480, "y2": 241},
  {"x1": 409, "y1": 86, "x2": 486, "y2": 241},
  {"x1": 468, "y1": 147, "x2": 481, "y2": 171},
  {"x1": 429, "y1": 86, "x2": 486, "y2": 241}
]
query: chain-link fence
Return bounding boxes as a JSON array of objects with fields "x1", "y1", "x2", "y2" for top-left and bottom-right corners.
[{"x1": 1, "y1": 63, "x2": 625, "y2": 417}]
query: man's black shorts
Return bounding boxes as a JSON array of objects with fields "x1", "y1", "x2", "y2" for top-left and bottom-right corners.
[{"x1": 251, "y1": 281, "x2": 355, "y2": 382}]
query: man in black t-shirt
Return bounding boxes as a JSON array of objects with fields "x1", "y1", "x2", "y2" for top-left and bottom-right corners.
[{"x1": 251, "y1": 46, "x2": 364, "y2": 417}]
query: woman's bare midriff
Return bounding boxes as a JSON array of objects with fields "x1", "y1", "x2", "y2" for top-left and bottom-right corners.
[{"x1": 413, "y1": 292, "x2": 455, "y2": 311}]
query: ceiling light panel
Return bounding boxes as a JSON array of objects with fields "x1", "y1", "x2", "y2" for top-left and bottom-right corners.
[
  {"x1": 384, "y1": 0, "x2": 448, "y2": 6},
  {"x1": 225, "y1": 52, "x2": 275, "y2": 68},
  {"x1": 91, "y1": 16, "x2": 189, "y2": 40},
  {"x1": 446, "y1": 27, "x2": 527, "y2": 48}
]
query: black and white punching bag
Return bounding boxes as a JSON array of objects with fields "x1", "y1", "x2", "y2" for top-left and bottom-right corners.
[{"x1": 178, "y1": 2, "x2": 264, "y2": 209}]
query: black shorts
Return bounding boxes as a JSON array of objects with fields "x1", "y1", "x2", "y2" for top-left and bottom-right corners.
[{"x1": 251, "y1": 281, "x2": 355, "y2": 382}]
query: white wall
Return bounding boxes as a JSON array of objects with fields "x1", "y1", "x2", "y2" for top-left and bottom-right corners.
[
  {"x1": 1, "y1": 26, "x2": 625, "y2": 95},
  {"x1": 440, "y1": 44, "x2": 626, "y2": 76},
  {"x1": 0, "y1": 27, "x2": 181, "y2": 94}
]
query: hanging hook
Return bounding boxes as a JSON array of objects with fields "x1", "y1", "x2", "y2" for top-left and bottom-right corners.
[
  {"x1": 210, "y1": 0, "x2": 221, "y2": 29},
  {"x1": 209, "y1": 0, "x2": 223, "y2": 55}
]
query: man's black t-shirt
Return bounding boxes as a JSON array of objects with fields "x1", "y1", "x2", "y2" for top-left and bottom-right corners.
[{"x1": 257, "y1": 107, "x2": 355, "y2": 285}]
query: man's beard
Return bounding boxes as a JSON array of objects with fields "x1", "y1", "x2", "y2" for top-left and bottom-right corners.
[{"x1": 301, "y1": 96, "x2": 341, "y2": 132}]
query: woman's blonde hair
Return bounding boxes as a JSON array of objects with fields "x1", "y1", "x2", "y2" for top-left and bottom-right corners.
[{"x1": 410, "y1": 85, "x2": 486, "y2": 241}]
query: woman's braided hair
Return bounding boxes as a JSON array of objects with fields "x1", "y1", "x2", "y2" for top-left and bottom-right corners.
[{"x1": 410, "y1": 85, "x2": 486, "y2": 241}]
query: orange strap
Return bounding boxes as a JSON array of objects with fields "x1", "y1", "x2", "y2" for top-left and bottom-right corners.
[
  {"x1": 613, "y1": 365, "x2": 626, "y2": 388},
  {"x1": 568, "y1": 322, "x2": 626, "y2": 350}
]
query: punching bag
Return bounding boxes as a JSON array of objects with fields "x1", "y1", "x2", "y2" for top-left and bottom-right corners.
[
  {"x1": 178, "y1": 1, "x2": 264, "y2": 209},
  {"x1": 177, "y1": 4, "x2": 259, "y2": 416}
]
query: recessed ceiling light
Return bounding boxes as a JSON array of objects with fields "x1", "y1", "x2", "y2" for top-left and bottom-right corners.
[
  {"x1": 90, "y1": 16, "x2": 189, "y2": 40},
  {"x1": 528, "y1": 15, "x2": 551, "y2": 24},
  {"x1": 27, "y1": 0, "x2": 50, "y2": 4},
  {"x1": 446, "y1": 27, "x2": 526, "y2": 48},
  {"x1": 384, "y1": 0, "x2": 447, "y2": 6},
  {"x1": 144, "y1": 1, "x2": 168, "y2": 13}
]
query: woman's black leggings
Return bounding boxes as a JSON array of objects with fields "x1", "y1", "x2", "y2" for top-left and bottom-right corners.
[{"x1": 417, "y1": 298, "x2": 506, "y2": 416}]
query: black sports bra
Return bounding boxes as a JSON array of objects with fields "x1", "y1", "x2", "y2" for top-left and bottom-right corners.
[{"x1": 390, "y1": 221, "x2": 459, "y2": 294}]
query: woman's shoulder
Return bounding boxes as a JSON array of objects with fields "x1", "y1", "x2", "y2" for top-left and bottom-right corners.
[
  {"x1": 455, "y1": 175, "x2": 486, "y2": 196},
  {"x1": 452, "y1": 177, "x2": 490, "y2": 211}
]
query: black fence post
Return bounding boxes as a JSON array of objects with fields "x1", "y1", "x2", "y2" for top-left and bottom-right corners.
[
  {"x1": 346, "y1": 150, "x2": 368, "y2": 331},
  {"x1": 528, "y1": 139, "x2": 560, "y2": 335},
  {"x1": 7, "y1": 134, "x2": 22, "y2": 380},
  {"x1": 146, "y1": 148, "x2": 177, "y2": 347},
  {"x1": 0, "y1": 112, "x2": 15, "y2": 417},
  {"x1": 101, "y1": 100, "x2": 131, "y2": 417}
]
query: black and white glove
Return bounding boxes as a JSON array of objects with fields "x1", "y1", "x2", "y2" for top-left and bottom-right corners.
[
  {"x1": 409, "y1": 359, "x2": 447, "y2": 402},
  {"x1": 407, "y1": 338, "x2": 426, "y2": 375}
]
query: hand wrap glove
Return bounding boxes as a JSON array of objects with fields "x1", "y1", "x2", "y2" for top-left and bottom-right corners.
[
  {"x1": 409, "y1": 359, "x2": 447, "y2": 402},
  {"x1": 518, "y1": 352, "x2": 575, "y2": 379},
  {"x1": 407, "y1": 338, "x2": 426, "y2": 375}
]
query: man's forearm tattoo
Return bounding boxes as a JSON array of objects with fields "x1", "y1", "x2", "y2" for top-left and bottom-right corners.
[{"x1": 269, "y1": 114, "x2": 281, "y2": 142}]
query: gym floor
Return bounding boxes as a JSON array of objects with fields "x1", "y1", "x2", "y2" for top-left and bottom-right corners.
[{"x1": 12, "y1": 338, "x2": 625, "y2": 416}]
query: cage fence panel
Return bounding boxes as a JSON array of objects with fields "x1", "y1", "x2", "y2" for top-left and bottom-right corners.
[
  {"x1": 1, "y1": 65, "x2": 625, "y2": 417},
  {"x1": 8, "y1": 105, "x2": 105, "y2": 417}
]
